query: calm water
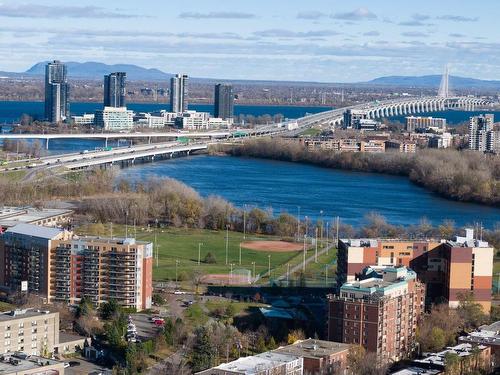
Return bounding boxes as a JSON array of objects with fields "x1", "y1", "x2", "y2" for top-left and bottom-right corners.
[{"x1": 118, "y1": 155, "x2": 500, "y2": 228}]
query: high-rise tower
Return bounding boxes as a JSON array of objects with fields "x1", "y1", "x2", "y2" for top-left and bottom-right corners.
[
  {"x1": 45, "y1": 60, "x2": 69, "y2": 123},
  {"x1": 104, "y1": 72, "x2": 126, "y2": 108},
  {"x1": 214, "y1": 83, "x2": 234, "y2": 120},
  {"x1": 170, "y1": 74, "x2": 188, "y2": 113}
]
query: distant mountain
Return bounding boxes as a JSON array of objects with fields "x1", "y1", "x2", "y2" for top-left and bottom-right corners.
[
  {"x1": 24, "y1": 61, "x2": 174, "y2": 81},
  {"x1": 365, "y1": 75, "x2": 500, "y2": 90}
]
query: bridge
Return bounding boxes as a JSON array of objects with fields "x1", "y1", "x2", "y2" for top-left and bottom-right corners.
[
  {"x1": 294, "y1": 96, "x2": 492, "y2": 129},
  {"x1": 0, "y1": 95, "x2": 493, "y2": 147}
]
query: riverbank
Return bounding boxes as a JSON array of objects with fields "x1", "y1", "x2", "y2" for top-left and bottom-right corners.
[{"x1": 225, "y1": 139, "x2": 500, "y2": 207}]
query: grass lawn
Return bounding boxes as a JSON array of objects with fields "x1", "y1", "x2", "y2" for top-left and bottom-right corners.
[
  {"x1": 77, "y1": 224, "x2": 303, "y2": 282},
  {"x1": 299, "y1": 127, "x2": 323, "y2": 137},
  {"x1": 0, "y1": 169, "x2": 28, "y2": 181}
]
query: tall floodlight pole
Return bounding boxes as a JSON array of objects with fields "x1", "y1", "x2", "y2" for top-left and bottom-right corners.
[
  {"x1": 326, "y1": 221, "x2": 330, "y2": 254},
  {"x1": 198, "y1": 243, "x2": 203, "y2": 265},
  {"x1": 315, "y1": 227, "x2": 318, "y2": 263},
  {"x1": 325, "y1": 265, "x2": 328, "y2": 286},
  {"x1": 175, "y1": 260, "x2": 179, "y2": 286},
  {"x1": 303, "y1": 235, "x2": 307, "y2": 272},
  {"x1": 319, "y1": 210, "x2": 324, "y2": 241},
  {"x1": 268, "y1": 255, "x2": 271, "y2": 283},
  {"x1": 239, "y1": 244, "x2": 242, "y2": 265},
  {"x1": 155, "y1": 218, "x2": 159, "y2": 267},
  {"x1": 287, "y1": 263, "x2": 290, "y2": 286},
  {"x1": 297, "y1": 206, "x2": 301, "y2": 241},
  {"x1": 243, "y1": 205, "x2": 247, "y2": 240},
  {"x1": 225, "y1": 224, "x2": 229, "y2": 265}
]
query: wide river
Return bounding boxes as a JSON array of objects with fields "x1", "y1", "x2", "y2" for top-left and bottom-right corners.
[{"x1": 118, "y1": 155, "x2": 500, "y2": 229}]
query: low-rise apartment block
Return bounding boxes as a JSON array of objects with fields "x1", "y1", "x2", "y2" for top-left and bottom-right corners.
[
  {"x1": 196, "y1": 351, "x2": 303, "y2": 375},
  {"x1": 385, "y1": 140, "x2": 416, "y2": 153},
  {"x1": 0, "y1": 354, "x2": 65, "y2": 375},
  {"x1": 337, "y1": 229, "x2": 494, "y2": 311},
  {"x1": 0, "y1": 207, "x2": 72, "y2": 231},
  {"x1": 273, "y1": 339, "x2": 351, "y2": 375},
  {"x1": 328, "y1": 266, "x2": 425, "y2": 363},
  {"x1": 406, "y1": 116, "x2": 447, "y2": 133},
  {"x1": 0, "y1": 309, "x2": 59, "y2": 356},
  {"x1": 0, "y1": 224, "x2": 153, "y2": 311},
  {"x1": 459, "y1": 321, "x2": 500, "y2": 366}
]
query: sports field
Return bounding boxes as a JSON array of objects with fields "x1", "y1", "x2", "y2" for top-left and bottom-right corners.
[{"x1": 77, "y1": 223, "x2": 317, "y2": 283}]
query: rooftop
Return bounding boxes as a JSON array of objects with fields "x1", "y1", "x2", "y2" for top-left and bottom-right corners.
[
  {"x1": 206, "y1": 352, "x2": 301, "y2": 374},
  {"x1": 340, "y1": 266, "x2": 416, "y2": 296},
  {"x1": 391, "y1": 367, "x2": 441, "y2": 375},
  {"x1": 0, "y1": 354, "x2": 62, "y2": 374},
  {"x1": 458, "y1": 321, "x2": 500, "y2": 346},
  {"x1": 448, "y1": 228, "x2": 491, "y2": 248},
  {"x1": 63, "y1": 236, "x2": 151, "y2": 246},
  {"x1": 0, "y1": 206, "x2": 72, "y2": 228},
  {"x1": 4, "y1": 223, "x2": 66, "y2": 240},
  {"x1": 0, "y1": 309, "x2": 56, "y2": 322},
  {"x1": 340, "y1": 238, "x2": 439, "y2": 248},
  {"x1": 273, "y1": 339, "x2": 351, "y2": 359},
  {"x1": 415, "y1": 343, "x2": 488, "y2": 367}
]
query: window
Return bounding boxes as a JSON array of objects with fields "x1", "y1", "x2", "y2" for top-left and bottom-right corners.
[
  {"x1": 6, "y1": 326, "x2": 10, "y2": 331},
  {"x1": 4, "y1": 340, "x2": 10, "y2": 346},
  {"x1": 31, "y1": 321, "x2": 37, "y2": 326},
  {"x1": 18, "y1": 323, "x2": 24, "y2": 328},
  {"x1": 31, "y1": 342, "x2": 37, "y2": 348},
  {"x1": 4, "y1": 333, "x2": 10, "y2": 339}
]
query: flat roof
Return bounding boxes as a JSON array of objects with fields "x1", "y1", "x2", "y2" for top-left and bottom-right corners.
[
  {"x1": 0, "y1": 309, "x2": 56, "y2": 322},
  {"x1": 59, "y1": 332, "x2": 87, "y2": 344},
  {"x1": 210, "y1": 352, "x2": 301, "y2": 374},
  {"x1": 0, "y1": 206, "x2": 72, "y2": 227},
  {"x1": 0, "y1": 354, "x2": 62, "y2": 374},
  {"x1": 391, "y1": 367, "x2": 441, "y2": 375},
  {"x1": 4, "y1": 223, "x2": 64, "y2": 240},
  {"x1": 273, "y1": 339, "x2": 351, "y2": 359},
  {"x1": 415, "y1": 343, "x2": 487, "y2": 367}
]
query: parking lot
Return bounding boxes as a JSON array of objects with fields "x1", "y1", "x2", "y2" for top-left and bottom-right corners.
[{"x1": 64, "y1": 357, "x2": 111, "y2": 375}]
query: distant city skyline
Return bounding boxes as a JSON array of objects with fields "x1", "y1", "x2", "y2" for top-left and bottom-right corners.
[{"x1": 0, "y1": 0, "x2": 498, "y2": 82}]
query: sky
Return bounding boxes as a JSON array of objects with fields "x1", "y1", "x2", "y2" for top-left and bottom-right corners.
[{"x1": 0, "y1": 0, "x2": 498, "y2": 82}]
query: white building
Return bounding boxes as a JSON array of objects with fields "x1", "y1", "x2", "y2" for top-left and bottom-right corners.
[
  {"x1": 134, "y1": 112, "x2": 168, "y2": 128},
  {"x1": 94, "y1": 106, "x2": 134, "y2": 131},
  {"x1": 72, "y1": 113, "x2": 95, "y2": 126},
  {"x1": 196, "y1": 352, "x2": 303, "y2": 375},
  {"x1": 175, "y1": 111, "x2": 232, "y2": 130},
  {"x1": 428, "y1": 132, "x2": 452, "y2": 149},
  {"x1": 406, "y1": 116, "x2": 447, "y2": 133}
]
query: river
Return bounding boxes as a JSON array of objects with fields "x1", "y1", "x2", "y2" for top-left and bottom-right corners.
[{"x1": 118, "y1": 155, "x2": 499, "y2": 228}]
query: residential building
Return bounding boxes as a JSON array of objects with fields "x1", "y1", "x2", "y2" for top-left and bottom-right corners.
[
  {"x1": 406, "y1": 117, "x2": 447, "y2": 133},
  {"x1": 487, "y1": 129, "x2": 500, "y2": 153},
  {"x1": 133, "y1": 112, "x2": 168, "y2": 128},
  {"x1": 196, "y1": 352, "x2": 303, "y2": 375},
  {"x1": 94, "y1": 106, "x2": 134, "y2": 131},
  {"x1": 469, "y1": 114, "x2": 494, "y2": 151},
  {"x1": 354, "y1": 119, "x2": 380, "y2": 132},
  {"x1": 0, "y1": 224, "x2": 73, "y2": 296},
  {"x1": 428, "y1": 132, "x2": 452, "y2": 149},
  {"x1": 170, "y1": 74, "x2": 188, "y2": 113},
  {"x1": 0, "y1": 354, "x2": 65, "y2": 375},
  {"x1": 104, "y1": 72, "x2": 126, "y2": 108},
  {"x1": 273, "y1": 339, "x2": 351, "y2": 375},
  {"x1": 328, "y1": 266, "x2": 425, "y2": 363},
  {"x1": 175, "y1": 111, "x2": 232, "y2": 130},
  {"x1": 71, "y1": 113, "x2": 95, "y2": 126},
  {"x1": 459, "y1": 321, "x2": 500, "y2": 366},
  {"x1": 337, "y1": 228, "x2": 494, "y2": 312},
  {"x1": 214, "y1": 84, "x2": 234, "y2": 120},
  {"x1": 0, "y1": 224, "x2": 153, "y2": 311},
  {"x1": 0, "y1": 309, "x2": 59, "y2": 356},
  {"x1": 44, "y1": 61, "x2": 69, "y2": 123},
  {"x1": 343, "y1": 109, "x2": 368, "y2": 129},
  {"x1": 0, "y1": 206, "x2": 72, "y2": 231},
  {"x1": 412, "y1": 343, "x2": 491, "y2": 374},
  {"x1": 385, "y1": 140, "x2": 416, "y2": 153},
  {"x1": 363, "y1": 140, "x2": 386, "y2": 153},
  {"x1": 51, "y1": 236, "x2": 153, "y2": 311}
]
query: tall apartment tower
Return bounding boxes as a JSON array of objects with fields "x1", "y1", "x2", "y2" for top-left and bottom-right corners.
[
  {"x1": 328, "y1": 266, "x2": 425, "y2": 364},
  {"x1": 214, "y1": 83, "x2": 234, "y2": 120},
  {"x1": 469, "y1": 114, "x2": 494, "y2": 151},
  {"x1": 44, "y1": 60, "x2": 69, "y2": 123},
  {"x1": 104, "y1": 72, "x2": 126, "y2": 108},
  {"x1": 0, "y1": 224, "x2": 153, "y2": 311},
  {"x1": 170, "y1": 74, "x2": 188, "y2": 113}
]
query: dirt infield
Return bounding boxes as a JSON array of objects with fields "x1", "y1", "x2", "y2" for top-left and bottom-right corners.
[
  {"x1": 241, "y1": 240, "x2": 303, "y2": 252},
  {"x1": 201, "y1": 274, "x2": 252, "y2": 285}
]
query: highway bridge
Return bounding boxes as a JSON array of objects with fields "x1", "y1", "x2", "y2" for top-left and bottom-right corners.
[{"x1": 0, "y1": 95, "x2": 493, "y2": 147}]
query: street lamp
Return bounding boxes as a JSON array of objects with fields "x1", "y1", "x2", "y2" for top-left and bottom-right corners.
[
  {"x1": 175, "y1": 260, "x2": 180, "y2": 286},
  {"x1": 303, "y1": 235, "x2": 307, "y2": 272},
  {"x1": 297, "y1": 206, "x2": 301, "y2": 242},
  {"x1": 230, "y1": 263, "x2": 234, "y2": 284},
  {"x1": 198, "y1": 243, "x2": 204, "y2": 265},
  {"x1": 252, "y1": 262, "x2": 256, "y2": 279},
  {"x1": 239, "y1": 243, "x2": 242, "y2": 265},
  {"x1": 325, "y1": 264, "x2": 328, "y2": 286},
  {"x1": 315, "y1": 227, "x2": 318, "y2": 263},
  {"x1": 319, "y1": 210, "x2": 324, "y2": 241},
  {"x1": 268, "y1": 255, "x2": 271, "y2": 282}
]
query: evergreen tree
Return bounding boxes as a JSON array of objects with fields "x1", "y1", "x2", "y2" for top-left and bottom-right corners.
[{"x1": 191, "y1": 326, "x2": 215, "y2": 372}]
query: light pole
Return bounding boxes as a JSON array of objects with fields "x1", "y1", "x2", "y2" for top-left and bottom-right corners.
[
  {"x1": 175, "y1": 260, "x2": 179, "y2": 286},
  {"x1": 154, "y1": 218, "x2": 159, "y2": 267},
  {"x1": 287, "y1": 263, "x2": 290, "y2": 286},
  {"x1": 297, "y1": 206, "x2": 301, "y2": 242},
  {"x1": 198, "y1": 243, "x2": 204, "y2": 265},
  {"x1": 326, "y1": 221, "x2": 330, "y2": 253},
  {"x1": 325, "y1": 264, "x2": 328, "y2": 286},
  {"x1": 239, "y1": 243, "x2": 242, "y2": 266},
  {"x1": 243, "y1": 205, "x2": 247, "y2": 240},
  {"x1": 315, "y1": 227, "x2": 318, "y2": 263},
  {"x1": 268, "y1": 255, "x2": 271, "y2": 283},
  {"x1": 252, "y1": 262, "x2": 256, "y2": 279},
  {"x1": 319, "y1": 210, "x2": 324, "y2": 241},
  {"x1": 230, "y1": 263, "x2": 234, "y2": 284},
  {"x1": 303, "y1": 235, "x2": 307, "y2": 272},
  {"x1": 225, "y1": 224, "x2": 229, "y2": 265}
]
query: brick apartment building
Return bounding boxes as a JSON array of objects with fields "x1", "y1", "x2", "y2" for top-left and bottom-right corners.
[
  {"x1": 328, "y1": 266, "x2": 425, "y2": 363},
  {"x1": 0, "y1": 223, "x2": 153, "y2": 311},
  {"x1": 337, "y1": 229, "x2": 494, "y2": 311}
]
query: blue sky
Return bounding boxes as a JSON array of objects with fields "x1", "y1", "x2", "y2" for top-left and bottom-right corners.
[{"x1": 0, "y1": 0, "x2": 498, "y2": 82}]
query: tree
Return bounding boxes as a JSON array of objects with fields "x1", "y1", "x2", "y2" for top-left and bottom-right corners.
[
  {"x1": 457, "y1": 292, "x2": 488, "y2": 331},
  {"x1": 204, "y1": 252, "x2": 217, "y2": 264},
  {"x1": 76, "y1": 297, "x2": 94, "y2": 318},
  {"x1": 100, "y1": 299, "x2": 121, "y2": 320},
  {"x1": 444, "y1": 352, "x2": 461, "y2": 375},
  {"x1": 417, "y1": 304, "x2": 463, "y2": 352},
  {"x1": 152, "y1": 293, "x2": 165, "y2": 306},
  {"x1": 347, "y1": 346, "x2": 387, "y2": 375},
  {"x1": 287, "y1": 329, "x2": 305, "y2": 344},
  {"x1": 191, "y1": 326, "x2": 215, "y2": 372}
]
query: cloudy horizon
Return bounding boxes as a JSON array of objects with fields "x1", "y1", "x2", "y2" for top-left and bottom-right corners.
[{"x1": 0, "y1": 0, "x2": 498, "y2": 82}]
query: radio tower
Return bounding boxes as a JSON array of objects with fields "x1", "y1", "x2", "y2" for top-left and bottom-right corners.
[{"x1": 438, "y1": 65, "x2": 452, "y2": 98}]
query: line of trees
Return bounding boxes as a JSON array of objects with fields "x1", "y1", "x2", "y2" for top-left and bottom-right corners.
[{"x1": 228, "y1": 139, "x2": 500, "y2": 206}]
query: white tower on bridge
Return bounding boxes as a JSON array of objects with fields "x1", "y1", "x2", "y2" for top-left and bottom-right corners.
[{"x1": 438, "y1": 64, "x2": 453, "y2": 98}]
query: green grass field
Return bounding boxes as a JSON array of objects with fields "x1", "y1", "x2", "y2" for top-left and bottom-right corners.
[{"x1": 77, "y1": 224, "x2": 309, "y2": 282}]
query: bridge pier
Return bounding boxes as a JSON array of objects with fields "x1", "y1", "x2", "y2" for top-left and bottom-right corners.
[{"x1": 45, "y1": 138, "x2": 49, "y2": 150}]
